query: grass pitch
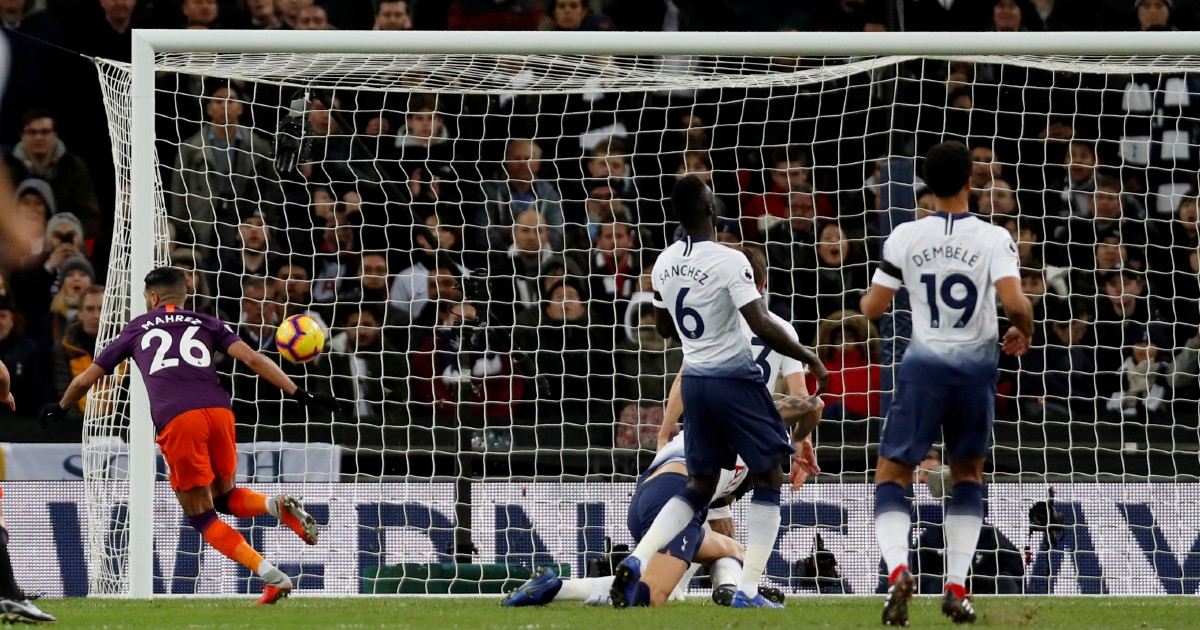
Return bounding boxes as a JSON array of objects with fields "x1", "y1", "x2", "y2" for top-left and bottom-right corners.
[{"x1": 34, "y1": 596, "x2": 1200, "y2": 629}]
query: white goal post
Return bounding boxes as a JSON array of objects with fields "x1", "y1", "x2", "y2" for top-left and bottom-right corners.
[{"x1": 84, "y1": 29, "x2": 1200, "y2": 598}]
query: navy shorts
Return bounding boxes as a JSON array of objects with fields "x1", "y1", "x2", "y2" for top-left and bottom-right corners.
[
  {"x1": 879, "y1": 379, "x2": 995, "y2": 467},
  {"x1": 627, "y1": 472, "x2": 707, "y2": 564},
  {"x1": 681, "y1": 375, "x2": 794, "y2": 477}
]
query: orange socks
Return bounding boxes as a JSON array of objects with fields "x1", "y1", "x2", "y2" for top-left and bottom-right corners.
[
  {"x1": 226, "y1": 488, "x2": 270, "y2": 518},
  {"x1": 203, "y1": 518, "x2": 265, "y2": 574}
]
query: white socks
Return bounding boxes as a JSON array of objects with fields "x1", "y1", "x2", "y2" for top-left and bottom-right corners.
[
  {"x1": 266, "y1": 496, "x2": 281, "y2": 519},
  {"x1": 739, "y1": 501, "x2": 781, "y2": 597},
  {"x1": 875, "y1": 510, "x2": 912, "y2": 574},
  {"x1": 630, "y1": 496, "x2": 697, "y2": 566},
  {"x1": 944, "y1": 514, "x2": 983, "y2": 587},
  {"x1": 711, "y1": 556, "x2": 742, "y2": 588},
  {"x1": 258, "y1": 560, "x2": 290, "y2": 587},
  {"x1": 555, "y1": 576, "x2": 614, "y2": 606}
]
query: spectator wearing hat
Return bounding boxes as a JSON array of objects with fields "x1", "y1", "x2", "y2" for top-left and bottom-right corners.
[
  {"x1": 9, "y1": 213, "x2": 86, "y2": 342},
  {"x1": 12, "y1": 179, "x2": 55, "y2": 265},
  {"x1": 43, "y1": 255, "x2": 94, "y2": 352},
  {"x1": 52, "y1": 285, "x2": 104, "y2": 417},
  {"x1": 7, "y1": 110, "x2": 100, "y2": 236},
  {"x1": 0, "y1": 294, "x2": 51, "y2": 417},
  {"x1": 1134, "y1": 0, "x2": 1173, "y2": 30}
]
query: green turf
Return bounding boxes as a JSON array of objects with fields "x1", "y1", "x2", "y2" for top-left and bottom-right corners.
[{"x1": 27, "y1": 596, "x2": 1200, "y2": 629}]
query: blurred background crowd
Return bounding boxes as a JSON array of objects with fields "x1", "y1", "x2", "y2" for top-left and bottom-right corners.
[{"x1": 1, "y1": 0, "x2": 1200, "y2": 479}]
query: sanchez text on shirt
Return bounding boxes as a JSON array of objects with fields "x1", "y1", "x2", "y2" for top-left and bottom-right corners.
[{"x1": 657, "y1": 264, "x2": 711, "y2": 286}]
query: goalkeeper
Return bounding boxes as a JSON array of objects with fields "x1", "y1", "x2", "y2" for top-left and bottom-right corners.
[{"x1": 41, "y1": 267, "x2": 343, "y2": 605}]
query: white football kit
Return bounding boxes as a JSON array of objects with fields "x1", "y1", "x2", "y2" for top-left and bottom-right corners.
[
  {"x1": 652, "y1": 237, "x2": 762, "y2": 380},
  {"x1": 873, "y1": 212, "x2": 1020, "y2": 385},
  {"x1": 739, "y1": 310, "x2": 807, "y2": 392}
]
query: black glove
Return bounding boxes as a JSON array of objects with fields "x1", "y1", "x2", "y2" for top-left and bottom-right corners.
[
  {"x1": 290, "y1": 388, "x2": 345, "y2": 413},
  {"x1": 39, "y1": 403, "x2": 70, "y2": 428},
  {"x1": 274, "y1": 94, "x2": 311, "y2": 173}
]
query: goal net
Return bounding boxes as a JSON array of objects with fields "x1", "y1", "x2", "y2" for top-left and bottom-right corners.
[{"x1": 85, "y1": 31, "x2": 1200, "y2": 597}]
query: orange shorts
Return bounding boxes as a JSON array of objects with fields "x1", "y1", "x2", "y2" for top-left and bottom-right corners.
[{"x1": 155, "y1": 407, "x2": 238, "y2": 492}]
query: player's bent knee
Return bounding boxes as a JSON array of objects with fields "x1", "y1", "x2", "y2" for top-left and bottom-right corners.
[{"x1": 213, "y1": 491, "x2": 232, "y2": 515}]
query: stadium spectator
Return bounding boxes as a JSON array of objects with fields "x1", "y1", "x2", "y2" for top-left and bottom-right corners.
[
  {"x1": 1020, "y1": 297, "x2": 1096, "y2": 418},
  {"x1": 1170, "y1": 196, "x2": 1199, "y2": 270},
  {"x1": 1092, "y1": 270, "x2": 1166, "y2": 397},
  {"x1": 587, "y1": 220, "x2": 640, "y2": 331},
  {"x1": 294, "y1": 4, "x2": 330, "y2": 29},
  {"x1": 374, "y1": 1, "x2": 413, "y2": 30},
  {"x1": 390, "y1": 214, "x2": 466, "y2": 332},
  {"x1": 311, "y1": 210, "x2": 364, "y2": 305},
  {"x1": 52, "y1": 285, "x2": 103, "y2": 417},
  {"x1": 12, "y1": 180, "x2": 54, "y2": 265},
  {"x1": 813, "y1": 309, "x2": 880, "y2": 420},
  {"x1": 328, "y1": 307, "x2": 408, "y2": 420},
  {"x1": 215, "y1": 213, "x2": 280, "y2": 318},
  {"x1": 171, "y1": 247, "x2": 216, "y2": 315},
  {"x1": 1135, "y1": 0, "x2": 1173, "y2": 30},
  {"x1": 978, "y1": 179, "x2": 1017, "y2": 217},
  {"x1": 275, "y1": 0, "x2": 312, "y2": 29},
  {"x1": 169, "y1": 84, "x2": 280, "y2": 248},
  {"x1": 181, "y1": 0, "x2": 220, "y2": 28},
  {"x1": 43, "y1": 255, "x2": 95, "y2": 352},
  {"x1": 792, "y1": 222, "x2": 867, "y2": 327},
  {"x1": 539, "y1": 0, "x2": 614, "y2": 30},
  {"x1": 9, "y1": 213, "x2": 84, "y2": 340},
  {"x1": 411, "y1": 300, "x2": 524, "y2": 419},
  {"x1": 271, "y1": 263, "x2": 328, "y2": 330},
  {"x1": 0, "y1": 295, "x2": 50, "y2": 417},
  {"x1": 7, "y1": 110, "x2": 100, "y2": 236},
  {"x1": 247, "y1": 0, "x2": 281, "y2": 28},
  {"x1": 991, "y1": 0, "x2": 1024, "y2": 31},
  {"x1": 583, "y1": 138, "x2": 636, "y2": 200},
  {"x1": 481, "y1": 139, "x2": 564, "y2": 251},
  {"x1": 741, "y1": 148, "x2": 810, "y2": 241},
  {"x1": 1052, "y1": 140, "x2": 1098, "y2": 218},
  {"x1": 512, "y1": 278, "x2": 612, "y2": 422},
  {"x1": 235, "y1": 274, "x2": 275, "y2": 352},
  {"x1": 488, "y1": 209, "x2": 556, "y2": 326},
  {"x1": 613, "y1": 301, "x2": 683, "y2": 449},
  {"x1": 902, "y1": 0, "x2": 992, "y2": 31},
  {"x1": 1106, "y1": 326, "x2": 1173, "y2": 418}
]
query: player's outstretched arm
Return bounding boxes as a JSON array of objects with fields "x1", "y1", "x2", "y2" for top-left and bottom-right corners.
[
  {"x1": 656, "y1": 365, "x2": 685, "y2": 451},
  {"x1": 40, "y1": 363, "x2": 106, "y2": 425},
  {"x1": 225, "y1": 341, "x2": 345, "y2": 412},
  {"x1": 995, "y1": 276, "x2": 1034, "y2": 356},
  {"x1": 739, "y1": 299, "x2": 828, "y2": 393}
]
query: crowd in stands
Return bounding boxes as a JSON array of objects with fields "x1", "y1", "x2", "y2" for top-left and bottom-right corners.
[{"x1": 2, "y1": 0, "x2": 1200, "y2": 449}]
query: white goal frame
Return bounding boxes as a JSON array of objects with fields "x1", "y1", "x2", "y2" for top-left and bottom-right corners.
[{"x1": 120, "y1": 28, "x2": 1200, "y2": 598}]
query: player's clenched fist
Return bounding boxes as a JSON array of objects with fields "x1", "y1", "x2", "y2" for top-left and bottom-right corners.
[{"x1": 38, "y1": 403, "x2": 69, "y2": 427}]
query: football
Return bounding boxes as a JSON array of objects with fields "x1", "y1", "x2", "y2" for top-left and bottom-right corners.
[{"x1": 275, "y1": 314, "x2": 326, "y2": 363}]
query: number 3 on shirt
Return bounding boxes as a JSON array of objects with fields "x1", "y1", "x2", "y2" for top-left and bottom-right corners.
[
  {"x1": 674, "y1": 287, "x2": 705, "y2": 339},
  {"x1": 920, "y1": 273, "x2": 978, "y2": 328},
  {"x1": 141, "y1": 326, "x2": 212, "y2": 374}
]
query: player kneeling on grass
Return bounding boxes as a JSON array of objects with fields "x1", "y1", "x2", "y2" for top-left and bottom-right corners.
[
  {"x1": 502, "y1": 391, "x2": 822, "y2": 609},
  {"x1": 40, "y1": 267, "x2": 344, "y2": 605}
]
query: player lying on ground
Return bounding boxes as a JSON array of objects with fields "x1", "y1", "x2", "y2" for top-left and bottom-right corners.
[
  {"x1": 503, "y1": 388, "x2": 821, "y2": 609},
  {"x1": 0, "y1": 359, "x2": 55, "y2": 624},
  {"x1": 612, "y1": 176, "x2": 828, "y2": 609},
  {"x1": 41, "y1": 267, "x2": 344, "y2": 605},
  {"x1": 859, "y1": 141, "x2": 1032, "y2": 626}
]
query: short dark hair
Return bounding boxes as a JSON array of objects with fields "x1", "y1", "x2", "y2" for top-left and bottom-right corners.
[
  {"x1": 671, "y1": 174, "x2": 714, "y2": 228},
  {"x1": 144, "y1": 267, "x2": 186, "y2": 296},
  {"x1": 1094, "y1": 175, "x2": 1122, "y2": 193},
  {"x1": 923, "y1": 141, "x2": 972, "y2": 199},
  {"x1": 206, "y1": 81, "x2": 238, "y2": 99},
  {"x1": 21, "y1": 109, "x2": 54, "y2": 129},
  {"x1": 408, "y1": 93, "x2": 438, "y2": 114}
]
